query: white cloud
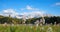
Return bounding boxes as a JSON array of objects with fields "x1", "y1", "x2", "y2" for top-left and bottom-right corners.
[
  {"x1": 3, "y1": 9, "x2": 15, "y2": 14},
  {"x1": 20, "y1": 8, "x2": 25, "y2": 11},
  {"x1": 20, "y1": 5, "x2": 33, "y2": 11},
  {"x1": 26, "y1": 5, "x2": 33, "y2": 10},
  {"x1": 21, "y1": 11, "x2": 46, "y2": 18},
  {"x1": 26, "y1": 5, "x2": 40, "y2": 11},
  {"x1": 19, "y1": 5, "x2": 46, "y2": 18},
  {"x1": 1, "y1": 5, "x2": 46, "y2": 19},
  {"x1": 20, "y1": 5, "x2": 40, "y2": 11},
  {"x1": 2, "y1": 9, "x2": 19, "y2": 17},
  {"x1": 29, "y1": 11, "x2": 45, "y2": 18},
  {"x1": 52, "y1": 2, "x2": 60, "y2": 6},
  {"x1": 55, "y1": 2, "x2": 60, "y2": 6}
]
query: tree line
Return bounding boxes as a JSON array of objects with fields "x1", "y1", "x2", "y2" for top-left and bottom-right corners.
[{"x1": 0, "y1": 15, "x2": 60, "y2": 24}]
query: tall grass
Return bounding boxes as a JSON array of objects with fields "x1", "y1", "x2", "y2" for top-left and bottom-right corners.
[{"x1": 0, "y1": 24, "x2": 60, "y2": 32}]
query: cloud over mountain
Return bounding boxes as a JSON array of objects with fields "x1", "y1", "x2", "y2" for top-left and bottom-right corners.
[{"x1": 0, "y1": 5, "x2": 46, "y2": 19}]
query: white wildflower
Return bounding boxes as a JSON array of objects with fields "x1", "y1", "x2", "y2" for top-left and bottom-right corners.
[
  {"x1": 3, "y1": 23, "x2": 7, "y2": 27},
  {"x1": 30, "y1": 25, "x2": 33, "y2": 28},
  {"x1": 41, "y1": 27, "x2": 44, "y2": 30},
  {"x1": 47, "y1": 27, "x2": 53, "y2": 32},
  {"x1": 34, "y1": 20, "x2": 39, "y2": 27},
  {"x1": 36, "y1": 24, "x2": 38, "y2": 27},
  {"x1": 40, "y1": 24, "x2": 42, "y2": 26},
  {"x1": 11, "y1": 24, "x2": 14, "y2": 26}
]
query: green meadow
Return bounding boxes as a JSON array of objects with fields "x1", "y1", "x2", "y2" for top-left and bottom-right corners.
[{"x1": 0, "y1": 24, "x2": 60, "y2": 32}]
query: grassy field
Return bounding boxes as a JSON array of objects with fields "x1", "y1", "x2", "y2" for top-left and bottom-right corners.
[{"x1": 0, "y1": 24, "x2": 60, "y2": 32}]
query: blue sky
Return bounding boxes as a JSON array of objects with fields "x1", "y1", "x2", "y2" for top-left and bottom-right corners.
[{"x1": 0, "y1": 0, "x2": 60, "y2": 16}]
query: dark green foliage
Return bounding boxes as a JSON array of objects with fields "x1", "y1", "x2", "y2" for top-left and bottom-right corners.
[
  {"x1": 0, "y1": 15, "x2": 60, "y2": 24},
  {"x1": 45, "y1": 16, "x2": 60, "y2": 24}
]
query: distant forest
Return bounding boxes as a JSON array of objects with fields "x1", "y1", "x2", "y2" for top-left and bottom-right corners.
[{"x1": 0, "y1": 15, "x2": 60, "y2": 24}]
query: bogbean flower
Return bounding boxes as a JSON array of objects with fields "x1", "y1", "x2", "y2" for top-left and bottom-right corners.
[
  {"x1": 34, "y1": 20, "x2": 39, "y2": 27},
  {"x1": 40, "y1": 24, "x2": 42, "y2": 26},
  {"x1": 50, "y1": 23, "x2": 52, "y2": 25},
  {"x1": 54, "y1": 22, "x2": 56, "y2": 26},
  {"x1": 3, "y1": 23, "x2": 7, "y2": 27},
  {"x1": 11, "y1": 24, "x2": 14, "y2": 26},
  {"x1": 47, "y1": 27, "x2": 53, "y2": 32},
  {"x1": 36, "y1": 24, "x2": 38, "y2": 27},
  {"x1": 30, "y1": 25, "x2": 33, "y2": 29},
  {"x1": 54, "y1": 22, "x2": 56, "y2": 25},
  {"x1": 40, "y1": 27, "x2": 44, "y2": 30}
]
